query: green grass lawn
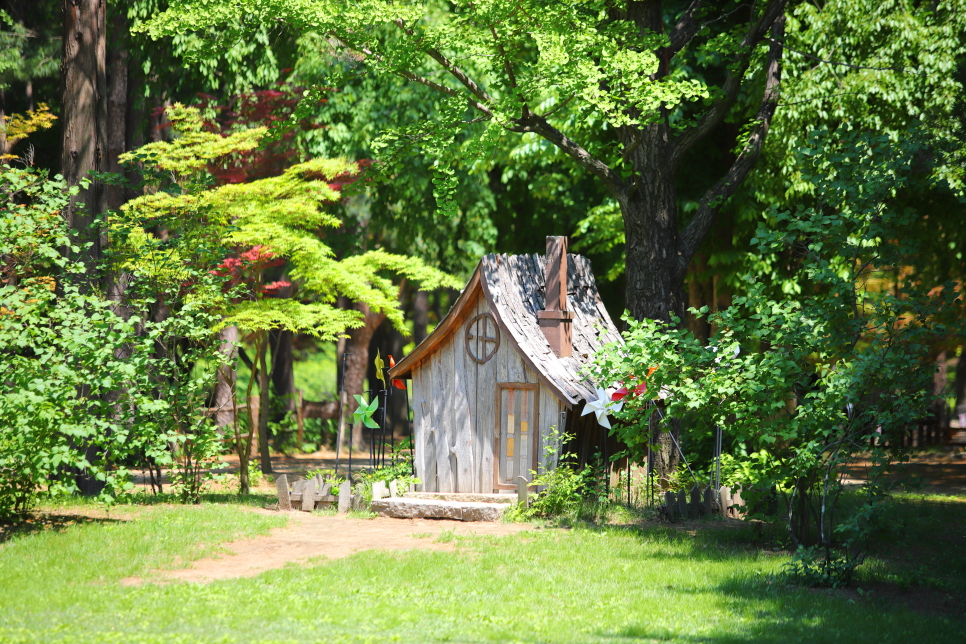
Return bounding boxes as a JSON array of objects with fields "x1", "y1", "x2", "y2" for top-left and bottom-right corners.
[{"x1": 0, "y1": 495, "x2": 963, "y2": 644}]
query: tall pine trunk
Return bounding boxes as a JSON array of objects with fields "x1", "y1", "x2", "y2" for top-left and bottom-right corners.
[
  {"x1": 62, "y1": 0, "x2": 107, "y2": 496},
  {"x1": 61, "y1": 0, "x2": 107, "y2": 283}
]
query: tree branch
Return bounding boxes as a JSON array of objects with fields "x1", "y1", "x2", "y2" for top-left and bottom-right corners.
[
  {"x1": 677, "y1": 14, "x2": 786, "y2": 276},
  {"x1": 671, "y1": 0, "x2": 787, "y2": 166},
  {"x1": 395, "y1": 69, "x2": 495, "y2": 117},
  {"x1": 668, "y1": 0, "x2": 704, "y2": 58},
  {"x1": 393, "y1": 19, "x2": 495, "y2": 106},
  {"x1": 510, "y1": 115, "x2": 626, "y2": 194}
]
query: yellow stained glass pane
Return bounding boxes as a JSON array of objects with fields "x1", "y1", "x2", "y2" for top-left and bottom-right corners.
[
  {"x1": 506, "y1": 437, "x2": 514, "y2": 458},
  {"x1": 520, "y1": 421, "x2": 528, "y2": 435}
]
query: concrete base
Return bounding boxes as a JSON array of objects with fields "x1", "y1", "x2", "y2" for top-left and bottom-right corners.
[
  {"x1": 371, "y1": 498, "x2": 508, "y2": 522},
  {"x1": 403, "y1": 492, "x2": 515, "y2": 504}
]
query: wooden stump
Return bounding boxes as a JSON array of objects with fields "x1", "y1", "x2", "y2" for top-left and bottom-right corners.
[
  {"x1": 302, "y1": 479, "x2": 317, "y2": 512},
  {"x1": 276, "y1": 474, "x2": 291, "y2": 511},
  {"x1": 664, "y1": 491, "x2": 676, "y2": 521},
  {"x1": 689, "y1": 486, "x2": 702, "y2": 517},
  {"x1": 517, "y1": 476, "x2": 529, "y2": 507},
  {"x1": 719, "y1": 486, "x2": 732, "y2": 519},
  {"x1": 338, "y1": 480, "x2": 351, "y2": 513},
  {"x1": 372, "y1": 481, "x2": 387, "y2": 501}
]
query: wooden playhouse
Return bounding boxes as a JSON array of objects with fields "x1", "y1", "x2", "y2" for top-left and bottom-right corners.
[{"x1": 388, "y1": 237, "x2": 623, "y2": 493}]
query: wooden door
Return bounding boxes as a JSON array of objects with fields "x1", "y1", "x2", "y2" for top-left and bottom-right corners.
[{"x1": 494, "y1": 383, "x2": 538, "y2": 490}]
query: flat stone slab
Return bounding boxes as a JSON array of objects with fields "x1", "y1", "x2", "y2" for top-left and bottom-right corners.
[
  {"x1": 402, "y1": 492, "x2": 515, "y2": 504},
  {"x1": 372, "y1": 498, "x2": 507, "y2": 522}
]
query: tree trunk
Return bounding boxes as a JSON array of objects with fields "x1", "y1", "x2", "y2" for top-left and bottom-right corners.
[
  {"x1": 342, "y1": 301, "x2": 386, "y2": 450},
  {"x1": 62, "y1": 0, "x2": 107, "y2": 497},
  {"x1": 619, "y1": 123, "x2": 684, "y2": 323},
  {"x1": 61, "y1": 0, "x2": 107, "y2": 283},
  {"x1": 257, "y1": 335, "x2": 273, "y2": 474},
  {"x1": 412, "y1": 289, "x2": 429, "y2": 346},
  {"x1": 104, "y1": 8, "x2": 128, "y2": 212},
  {"x1": 213, "y1": 325, "x2": 238, "y2": 429},
  {"x1": 269, "y1": 328, "x2": 298, "y2": 445}
]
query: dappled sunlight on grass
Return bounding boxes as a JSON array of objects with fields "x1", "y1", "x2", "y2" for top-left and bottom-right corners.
[{"x1": 0, "y1": 498, "x2": 962, "y2": 643}]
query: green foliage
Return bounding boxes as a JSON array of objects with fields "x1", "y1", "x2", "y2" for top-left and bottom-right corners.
[
  {"x1": 0, "y1": 166, "x2": 229, "y2": 517},
  {"x1": 116, "y1": 104, "x2": 461, "y2": 336},
  {"x1": 590, "y1": 131, "x2": 958, "y2": 579},
  {"x1": 139, "y1": 0, "x2": 709, "y2": 220}
]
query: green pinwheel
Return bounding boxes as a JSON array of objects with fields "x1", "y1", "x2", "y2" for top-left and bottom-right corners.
[{"x1": 352, "y1": 395, "x2": 380, "y2": 429}]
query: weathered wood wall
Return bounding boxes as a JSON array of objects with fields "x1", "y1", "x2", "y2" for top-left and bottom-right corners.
[{"x1": 410, "y1": 288, "x2": 564, "y2": 493}]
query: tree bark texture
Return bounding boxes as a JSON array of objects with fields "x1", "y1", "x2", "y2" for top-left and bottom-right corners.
[
  {"x1": 256, "y1": 336, "x2": 273, "y2": 474},
  {"x1": 61, "y1": 0, "x2": 107, "y2": 281},
  {"x1": 412, "y1": 289, "x2": 429, "y2": 346},
  {"x1": 269, "y1": 328, "x2": 298, "y2": 448},
  {"x1": 213, "y1": 325, "x2": 239, "y2": 429},
  {"x1": 104, "y1": 8, "x2": 128, "y2": 212}
]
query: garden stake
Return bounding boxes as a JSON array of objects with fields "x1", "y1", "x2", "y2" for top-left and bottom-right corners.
[
  {"x1": 653, "y1": 404, "x2": 700, "y2": 487},
  {"x1": 348, "y1": 422, "x2": 353, "y2": 482},
  {"x1": 714, "y1": 425, "x2": 723, "y2": 491},
  {"x1": 334, "y1": 351, "x2": 352, "y2": 476}
]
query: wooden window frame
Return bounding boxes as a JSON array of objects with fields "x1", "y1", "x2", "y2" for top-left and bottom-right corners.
[{"x1": 493, "y1": 382, "x2": 539, "y2": 491}]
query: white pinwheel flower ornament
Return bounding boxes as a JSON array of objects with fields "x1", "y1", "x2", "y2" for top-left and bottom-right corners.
[{"x1": 581, "y1": 387, "x2": 623, "y2": 429}]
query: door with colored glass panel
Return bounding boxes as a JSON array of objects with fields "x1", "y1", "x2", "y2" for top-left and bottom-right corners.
[{"x1": 495, "y1": 383, "x2": 538, "y2": 490}]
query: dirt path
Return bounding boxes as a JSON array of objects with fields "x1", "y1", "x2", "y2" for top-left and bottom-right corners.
[{"x1": 124, "y1": 510, "x2": 534, "y2": 584}]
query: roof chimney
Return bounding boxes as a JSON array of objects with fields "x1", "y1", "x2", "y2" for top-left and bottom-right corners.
[{"x1": 537, "y1": 236, "x2": 573, "y2": 357}]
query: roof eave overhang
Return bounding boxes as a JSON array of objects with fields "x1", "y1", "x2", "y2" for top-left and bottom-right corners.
[{"x1": 388, "y1": 265, "x2": 482, "y2": 380}]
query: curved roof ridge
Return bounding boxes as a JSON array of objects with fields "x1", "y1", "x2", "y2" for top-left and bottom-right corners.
[{"x1": 389, "y1": 251, "x2": 622, "y2": 407}]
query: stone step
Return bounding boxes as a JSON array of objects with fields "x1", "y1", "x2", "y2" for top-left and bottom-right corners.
[
  {"x1": 402, "y1": 492, "x2": 515, "y2": 504},
  {"x1": 371, "y1": 498, "x2": 508, "y2": 522}
]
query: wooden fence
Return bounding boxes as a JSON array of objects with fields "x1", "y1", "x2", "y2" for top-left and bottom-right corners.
[
  {"x1": 275, "y1": 473, "x2": 405, "y2": 513},
  {"x1": 661, "y1": 485, "x2": 747, "y2": 522}
]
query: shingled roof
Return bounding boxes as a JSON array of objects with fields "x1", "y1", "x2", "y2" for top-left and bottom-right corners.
[{"x1": 389, "y1": 252, "x2": 623, "y2": 407}]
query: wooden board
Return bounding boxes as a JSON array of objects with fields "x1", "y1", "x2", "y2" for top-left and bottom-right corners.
[{"x1": 453, "y1": 302, "x2": 476, "y2": 492}]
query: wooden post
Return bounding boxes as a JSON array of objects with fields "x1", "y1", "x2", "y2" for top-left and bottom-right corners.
[
  {"x1": 517, "y1": 475, "x2": 529, "y2": 507},
  {"x1": 703, "y1": 486, "x2": 713, "y2": 515},
  {"x1": 689, "y1": 485, "x2": 702, "y2": 517},
  {"x1": 731, "y1": 487, "x2": 744, "y2": 517},
  {"x1": 677, "y1": 489, "x2": 688, "y2": 519},
  {"x1": 338, "y1": 480, "x2": 351, "y2": 514},
  {"x1": 389, "y1": 480, "x2": 398, "y2": 498},
  {"x1": 719, "y1": 486, "x2": 732, "y2": 518},
  {"x1": 301, "y1": 479, "x2": 316, "y2": 512},
  {"x1": 664, "y1": 490, "x2": 676, "y2": 521},
  {"x1": 276, "y1": 473, "x2": 291, "y2": 511},
  {"x1": 372, "y1": 481, "x2": 387, "y2": 501}
]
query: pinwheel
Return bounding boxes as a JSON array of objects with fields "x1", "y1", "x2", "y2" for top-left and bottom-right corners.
[
  {"x1": 582, "y1": 387, "x2": 623, "y2": 429},
  {"x1": 373, "y1": 349, "x2": 387, "y2": 389},
  {"x1": 388, "y1": 355, "x2": 406, "y2": 390},
  {"x1": 352, "y1": 395, "x2": 380, "y2": 429}
]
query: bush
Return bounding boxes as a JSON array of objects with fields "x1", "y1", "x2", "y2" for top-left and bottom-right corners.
[{"x1": 589, "y1": 131, "x2": 954, "y2": 579}]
